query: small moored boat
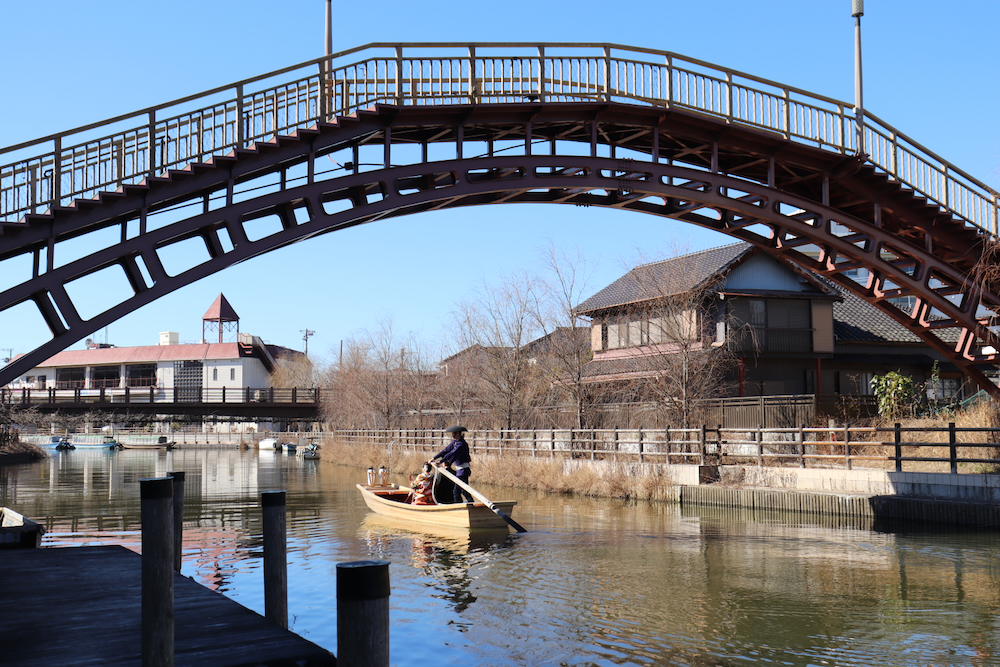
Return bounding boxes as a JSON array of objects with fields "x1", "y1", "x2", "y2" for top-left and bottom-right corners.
[
  {"x1": 357, "y1": 482, "x2": 517, "y2": 531},
  {"x1": 0, "y1": 507, "x2": 46, "y2": 548}
]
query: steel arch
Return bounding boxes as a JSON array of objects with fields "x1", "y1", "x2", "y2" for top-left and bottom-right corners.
[{"x1": 2, "y1": 102, "x2": 998, "y2": 393}]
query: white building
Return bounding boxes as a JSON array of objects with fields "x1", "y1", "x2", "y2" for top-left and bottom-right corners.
[{"x1": 10, "y1": 294, "x2": 305, "y2": 397}]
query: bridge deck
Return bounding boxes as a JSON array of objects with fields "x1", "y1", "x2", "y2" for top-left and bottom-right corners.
[{"x1": 0, "y1": 545, "x2": 334, "y2": 666}]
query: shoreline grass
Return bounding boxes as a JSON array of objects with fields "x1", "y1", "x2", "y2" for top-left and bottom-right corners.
[
  {"x1": 318, "y1": 437, "x2": 679, "y2": 502},
  {"x1": 0, "y1": 438, "x2": 47, "y2": 462}
]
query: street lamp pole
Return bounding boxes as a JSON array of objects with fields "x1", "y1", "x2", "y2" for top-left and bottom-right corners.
[{"x1": 852, "y1": 0, "x2": 865, "y2": 156}]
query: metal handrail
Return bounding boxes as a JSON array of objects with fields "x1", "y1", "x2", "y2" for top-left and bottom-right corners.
[{"x1": 2, "y1": 42, "x2": 997, "y2": 237}]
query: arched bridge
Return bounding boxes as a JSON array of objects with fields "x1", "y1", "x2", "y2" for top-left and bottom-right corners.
[{"x1": 2, "y1": 43, "x2": 999, "y2": 393}]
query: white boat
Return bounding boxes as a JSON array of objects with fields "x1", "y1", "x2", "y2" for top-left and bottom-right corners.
[{"x1": 258, "y1": 437, "x2": 279, "y2": 450}]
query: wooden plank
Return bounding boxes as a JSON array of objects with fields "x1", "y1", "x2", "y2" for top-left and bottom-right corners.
[{"x1": 0, "y1": 545, "x2": 334, "y2": 667}]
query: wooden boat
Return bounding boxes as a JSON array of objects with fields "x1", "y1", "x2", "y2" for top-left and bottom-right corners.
[
  {"x1": 0, "y1": 507, "x2": 45, "y2": 548},
  {"x1": 357, "y1": 483, "x2": 517, "y2": 531}
]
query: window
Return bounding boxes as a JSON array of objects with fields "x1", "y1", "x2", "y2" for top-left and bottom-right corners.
[
  {"x1": 750, "y1": 299, "x2": 767, "y2": 327},
  {"x1": 212, "y1": 368, "x2": 218, "y2": 381},
  {"x1": 92, "y1": 365, "x2": 121, "y2": 388},
  {"x1": 56, "y1": 368, "x2": 85, "y2": 389},
  {"x1": 928, "y1": 377, "x2": 960, "y2": 401},
  {"x1": 126, "y1": 364, "x2": 157, "y2": 387},
  {"x1": 230, "y1": 368, "x2": 236, "y2": 381}
]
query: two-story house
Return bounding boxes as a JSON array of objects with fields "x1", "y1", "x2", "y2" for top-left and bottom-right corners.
[{"x1": 574, "y1": 242, "x2": 969, "y2": 402}]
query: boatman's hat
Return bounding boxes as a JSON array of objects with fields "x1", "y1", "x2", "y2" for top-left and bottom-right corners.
[{"x1": 444, "y1": 425, "x2": 468, "y2": 434}]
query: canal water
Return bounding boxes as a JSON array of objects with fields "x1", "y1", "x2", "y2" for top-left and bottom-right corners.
[{"x1": 2, "y1": 447, "x2": 999, "y2": 666}]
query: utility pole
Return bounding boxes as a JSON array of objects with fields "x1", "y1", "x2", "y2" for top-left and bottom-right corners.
[
  {"x1": 0, "y1": 348, "x2": 12, "y2": 365},
  {"x1": 852, "y1": 0, "x2": 865, "y2": 156},
  {"x1": 301, "y1": 329, "x2": 315, "y2": 357}
]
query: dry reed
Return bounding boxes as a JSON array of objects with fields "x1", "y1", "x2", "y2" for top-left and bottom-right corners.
[
  {"x1": 318, "y1": 437, "x2": 679, "y2": 502},
  {"x1": 861, "y1": 399, "x2": 1000, "y2": 473},
  {"x1": 0, "y1": 439, "x2": 47, "y2": 460}
]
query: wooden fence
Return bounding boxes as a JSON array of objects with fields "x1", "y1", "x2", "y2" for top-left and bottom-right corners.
[{"x1": 335, "y1": 423, "x2": 1000, "y2": 474}]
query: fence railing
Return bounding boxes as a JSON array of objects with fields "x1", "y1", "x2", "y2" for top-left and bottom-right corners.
[
  {"x1": 334, "y1": 422, "x2": 1000, "y2": 474},
  {"x1": 0, "y1": 386, "x2": 322, "y2": 407},
  {"x1": 2, "y1": 42, "x2": 996, "y2": 237}
]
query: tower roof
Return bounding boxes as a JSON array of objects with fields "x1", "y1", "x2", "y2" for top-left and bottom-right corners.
[{"x1": 203, "y1": 293, "x2": 239, "y2": 322}]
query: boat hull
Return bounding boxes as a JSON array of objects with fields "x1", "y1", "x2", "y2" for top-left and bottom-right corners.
[
  {"x1": 0, "y1": 507, "x2": 45, "y2": 548},
  {"x1": 357, "y1": 484, "x2": 516, "y2": 531}
]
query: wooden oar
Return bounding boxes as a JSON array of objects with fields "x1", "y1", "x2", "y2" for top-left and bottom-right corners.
[{"x1": 434, "y1": 465, "x2": 527, "y2": 533}]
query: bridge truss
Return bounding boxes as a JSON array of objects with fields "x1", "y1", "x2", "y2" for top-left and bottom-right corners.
[{"x1": 0, "y1": 44, "x2": 998, "y2": 393}]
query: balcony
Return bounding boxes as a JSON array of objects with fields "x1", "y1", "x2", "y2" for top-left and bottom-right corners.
[{"x1": 733, "y1": 327, "x2": 813, "y2": 353}]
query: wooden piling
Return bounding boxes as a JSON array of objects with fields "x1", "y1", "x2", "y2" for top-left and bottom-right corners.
[
  {"x1": 262, "y1": 490, "x2": 288, "y2": 629},
  {"x1": 168, "y1": 471, "x2": 185, "y2": 573},
  {"x1": 337, "y1": 560, "x2": 390, "y2": 667},
  {"x1": 140, "y1": 477, "x2": 174, "y2": 667}
]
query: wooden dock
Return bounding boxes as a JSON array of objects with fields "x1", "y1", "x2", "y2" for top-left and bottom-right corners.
[{"x1": 0, "y1": 545, "x2": 335, "y2": 666}]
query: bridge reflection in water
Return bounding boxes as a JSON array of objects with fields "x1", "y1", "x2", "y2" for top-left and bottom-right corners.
[{"x1": 2, "y1": 449, "x2": 998, "y2": 665}]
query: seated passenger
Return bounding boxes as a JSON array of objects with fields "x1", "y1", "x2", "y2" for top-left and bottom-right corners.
[{"x1": 409, "y1": 463, "x2": 436, "y2": 505}]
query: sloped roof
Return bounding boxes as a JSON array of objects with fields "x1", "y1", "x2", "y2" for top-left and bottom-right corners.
[
  {"x1": 579, "y1": 354, "x2": 668, "y2": 380},
  {"x1": 33, "y1": 343, "x2": 244, "y2": 368},
  {"x1": 831, "y1": 285, "x2": 925, "y2": 344},
  {"x1": 203, "y1": 293, "x2": 239, "y2": 322},
  {"x1": 575, "y1": 243, "x2": 753, "y2": 314}
]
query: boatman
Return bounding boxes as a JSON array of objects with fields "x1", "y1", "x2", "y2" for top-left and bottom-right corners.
[{"x1": 431, "y1": 425, "x2": 475, "y2": 504}]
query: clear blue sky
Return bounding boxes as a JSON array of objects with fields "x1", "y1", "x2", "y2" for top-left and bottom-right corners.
[{"x1": 1, "y1": 0, "x2": 997, "y2": 367}]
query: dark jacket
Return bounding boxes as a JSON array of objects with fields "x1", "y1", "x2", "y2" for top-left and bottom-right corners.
[{"x1": 434, "y1": 438, "x2": 471, "y2": 467}]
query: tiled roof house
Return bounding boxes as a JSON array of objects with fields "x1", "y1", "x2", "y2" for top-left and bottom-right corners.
[{"x1": 574, "y1": 243, "x2": 969, "y2": 400}]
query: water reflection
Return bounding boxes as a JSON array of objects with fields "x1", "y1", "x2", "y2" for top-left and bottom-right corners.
[
  {"x1": 3, "y1": 449, "x2": 1000, "y2": 666},
  {"x1": 361, "y1": 515, "x2": 512, "y2": 615}
]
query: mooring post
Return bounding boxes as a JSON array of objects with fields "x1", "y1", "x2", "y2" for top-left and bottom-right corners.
[
  {"x1": 337, "y1": 560, "x2": 390, "y2": 667},
  {"x1": 140, "y1": 477, "x2": 174, "y2": 667},
  {"x1": 262, "y1": 491, "x2": 288, "y2": 629},
  {"x1": 168, "y1": 471, "x2": 185, "y2": 572}
]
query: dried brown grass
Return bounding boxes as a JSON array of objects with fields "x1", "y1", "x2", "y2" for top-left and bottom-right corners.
[
  {"x1": 0, "y1": 438, "x2": 47, "y2": 460},
  {"x1": 862, "y1": 399, "x2": 1000, "y2": 472},
  {"x1": 318, "y1": 437, "x2": 679, "y2": 501}
]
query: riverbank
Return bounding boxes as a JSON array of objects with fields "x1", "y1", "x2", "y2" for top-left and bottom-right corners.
[
  {"x1": 318, "y1": 436, "x2": 682, "y2": 502},
  {"x1": 320, "y1": 435, "x2": 1000, "y2": 527},
  {"x1": 0, "y1": 440, "x2": 47, "y2": 466}
]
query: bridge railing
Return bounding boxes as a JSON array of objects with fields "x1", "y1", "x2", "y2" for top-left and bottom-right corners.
[
  {"x1": 2, "y1": 43, "x2": 996, "y2": 237},
  {"x1": 0, "y1": 386, "x2": 323, "y2": 407}
]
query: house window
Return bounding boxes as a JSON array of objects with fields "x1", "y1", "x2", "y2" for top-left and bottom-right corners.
[
  {"x1": 230, "y1": 368, "x2": 236, "y2": 381},
  {"x1": 750, "y1": 299, "x2": 767, "y2": 327},
  {"x1": 852, "y1": 372, "x2": 874, "y2": 396},
  {"x1": 928, "y1": 377, "x2": 960, "y2": 401},
  {"x1": 212, "y1": 368, "x2": 218, "y2": 381}
]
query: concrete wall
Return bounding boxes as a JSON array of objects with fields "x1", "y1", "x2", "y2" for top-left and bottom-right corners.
[{"x1": 723, "y1": 465, "x2": 1000, "y2": 503}]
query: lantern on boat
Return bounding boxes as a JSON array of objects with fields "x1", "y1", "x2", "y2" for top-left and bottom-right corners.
[
  {"x1": 377, "y1": 466, "x2": 387, "y2": 486},
  {"x1": 366, "y1": 466, "x2": 376, "y2": 486}
]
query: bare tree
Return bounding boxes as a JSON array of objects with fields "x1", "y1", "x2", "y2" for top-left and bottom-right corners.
[
  {"x1": 437, "y1": 344, "x2": 486, "y2": 424},
  {"x1": 620, "y1": 255, "x2": 738, "y2": 427},
  {"x1": 529, "y1": 244, "x2": 599, "y2": 428},
  {"x1": 320, "y1": 319, "x2": 430, "y2": 430},
  {"x1": 268, "y1": 352, "x2": 314, "y2": 388},
  {"x1": 455, "y1": 272, "x2": 545, "y2": 429},
  {"x1": 399, "y1": 339, "x2": 437, "y2": 429}
]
